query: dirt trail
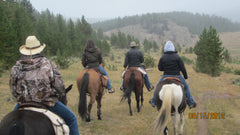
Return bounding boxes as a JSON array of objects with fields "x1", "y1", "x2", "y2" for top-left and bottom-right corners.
[{"x1": 196, "y1": 96, "x2": 210, "y2": 135}]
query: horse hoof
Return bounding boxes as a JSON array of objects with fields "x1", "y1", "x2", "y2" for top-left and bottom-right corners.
[
  {"x1": 98, "y1": 117, "x2": 102, "y2": 120},
  {"x1": 86, "y1": 119, "x2": 91, "y2": 122}
]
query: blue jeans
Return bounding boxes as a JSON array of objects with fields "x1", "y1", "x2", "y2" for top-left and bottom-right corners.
[
  {"x1": 122, "y1": 73, "x2": 151, "y2": 90},
  {"x1": 14, "y1": 101, "x2": 79, "y2": 135},
  {"x1": 98, "y1": 65, "x2": 112, "y2": 90},
  {"x1": 150, "y1": 75, "x2": 195, "y2": 106}
]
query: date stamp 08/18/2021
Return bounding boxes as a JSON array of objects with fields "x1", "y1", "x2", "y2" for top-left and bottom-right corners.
[{"x1": 188, "y1": 112, "x2": 225, "y2": 119}]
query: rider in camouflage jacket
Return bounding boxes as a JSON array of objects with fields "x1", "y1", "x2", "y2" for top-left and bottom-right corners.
[{"x1": 9, "y1": 54, "x2": 66, "y2": 107}]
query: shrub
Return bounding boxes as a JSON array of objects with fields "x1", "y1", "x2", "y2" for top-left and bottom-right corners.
[
  {"x1": 55, "y1": 49, "x2": 71, "y2": 69},
  {"x1": 107, "y1": 64, "x2": 118, "y2": 71},
  {"x1": 222, "y1": 66, "x2": 234, "y2": 74},
  {"x1": 234, "y1": 69, "x2": 240, "y2": 75},
  {"x1": 144, "y1": 55, "x2": 155, "y2": 68},
  {"x1": 181, "y1": 56, "x2": 193, "y2": 65}
]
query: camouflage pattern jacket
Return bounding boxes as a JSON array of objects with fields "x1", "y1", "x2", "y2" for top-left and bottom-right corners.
[{"x1": 9, "y1": 54, "x2": 66, "y2": 107}]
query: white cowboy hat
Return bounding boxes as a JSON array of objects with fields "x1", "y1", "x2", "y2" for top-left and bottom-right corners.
[
  {"x1": 130, "y1": 41, "x2": 137, "y2": 47},
  {"x1": 19, "y1": 36, "x2": 46, "y2": 55}
]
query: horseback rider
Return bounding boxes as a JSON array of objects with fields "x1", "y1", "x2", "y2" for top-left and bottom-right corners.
[
  {"x1": 121, "y1": 41, "x2": 154, "y2": 91},
  {"x1": 149, "y1": 41, "x2": 197, "y2": 109},
  {"x1": 81, "y1": 39, "x2": 115, "y2": 93},
  {"x1": 9, "y1": 36, "x2": 80, "y2": 135}
]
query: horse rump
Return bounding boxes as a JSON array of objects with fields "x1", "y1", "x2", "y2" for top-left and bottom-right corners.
[
  {"x1": 0, "y1": 110, "x2": 55, "y2": 135},
  {"x1": 154, "y1": 79, "x2": 186, "y2": 135}
]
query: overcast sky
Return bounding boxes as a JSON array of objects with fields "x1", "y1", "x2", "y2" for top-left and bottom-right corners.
[{"x1": 29, "y1": 0, "x2": 239, "y2": 21}]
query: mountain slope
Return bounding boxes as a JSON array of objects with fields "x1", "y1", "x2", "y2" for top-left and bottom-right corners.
[{"x1": 93, "y1": 12, "x2": 240, "y2": 47}]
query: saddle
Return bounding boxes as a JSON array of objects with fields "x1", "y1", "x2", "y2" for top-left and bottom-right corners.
[
  {"x1": 162, "y1": 77, "x2": 184, "y2": 88},
  {"x1": 163, "y1": 77, "x2": 181, "y2": 83},
  {"x1": 18, "y1": 102, "x2": 69, "y2": 135},
  {"x1": 83, "y1": 68, "x2": 108, "y2": 88},
  {"x1": 121, "y1": 67, "x2": 146, "y2": 78}
]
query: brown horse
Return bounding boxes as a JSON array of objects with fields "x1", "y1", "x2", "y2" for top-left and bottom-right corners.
[
  {"x1": 154, "y1": 78, "x2": 187, "y2": 135},
  {"x1": 76, "y1": 68, "x2": 106, "y2": 122},
  {"x1": 121, "y1": 67, "x2": 144, "y2": 116}
]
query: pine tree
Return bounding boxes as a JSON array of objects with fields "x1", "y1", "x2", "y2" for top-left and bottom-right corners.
[
  {"x1": 0, "y1": 3, "x2": 17, "y2": 71},
  {"x1": 223, "y1": 48, "x2": 232, "y2": 63},
  {"x1": 194, "y1": 26, "x2": 224, "y2": 76}
]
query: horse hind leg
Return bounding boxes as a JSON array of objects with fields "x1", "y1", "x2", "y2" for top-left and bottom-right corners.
[
  {"x1": 86, "y1": 103, "x2": 92, "y2": 122},
  {"x1": 171, "y1": 112, "x2": 180, "y2": 135},
  {"x1": 86, "y1": 97, "x2": 95, "y2": 122},
  {"x1": 135, "y1": 93, "x2": 140, "y2": 112},
  {"x1": 140, "y1": 89, "x2": 144, "y2": 109},
  {"x1": 96, "y1": 95, "x2": 102, "y2": 120},
  {"x1": 179, "y1": 112, "x2": 184, "y2": 135},
  {"x1": 128, "y1": 97, "x2": 133, "y2": 116},
  {"x1": 164, "y1": 127, "x2": 168, "y2": 135}
]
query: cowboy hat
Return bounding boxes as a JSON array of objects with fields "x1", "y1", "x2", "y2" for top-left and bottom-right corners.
[
  {"x1": 129, "y1": 41, "x2": 137, "y2": 47},
  {"x1": 19, "y1": 36, "x2": 46, "y2": 55}
]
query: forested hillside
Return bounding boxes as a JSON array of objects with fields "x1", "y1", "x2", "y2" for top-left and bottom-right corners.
[
  {"x1": 0, "y1": 0, "x2": 110, "y2": 74},
  {"x1": 92, "y1": 12, "x2": 240, "y2": 35}
]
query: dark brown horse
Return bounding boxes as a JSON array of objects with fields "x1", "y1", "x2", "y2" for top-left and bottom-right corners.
[
  {"x1": 121, "y1": 67, "x2": 144, "y2": 116},
  {"x1": 77, "y1": 68, "x2": 106, "y2": 122},
  {"x1": 0, "y1": 84, "x2": 73, "y2": 135},
  {"x1": 154, "y1": 78, "x2": 186, "y2": 135}
]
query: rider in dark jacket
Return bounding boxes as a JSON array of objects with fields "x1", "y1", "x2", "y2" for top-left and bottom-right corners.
[
  {"x1": 158, "y1": 50, "x2": 188, "y2": 78},
  {"x1": 124, "y1": 46, "x2": 144, "y2": 68},
  {"x1": 82, "y1": 39, "x2": 115, "y2": 93},
  {"x1": 121, "y1": 41, "x2": 154, "y2": 91},
  {"x1": 149, "y1": 41, "x2": 196, "y2": 109}
]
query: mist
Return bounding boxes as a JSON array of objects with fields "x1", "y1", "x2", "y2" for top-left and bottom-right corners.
[{"x1": 29, "y1": 0, "x2": 240, "y2": 22}]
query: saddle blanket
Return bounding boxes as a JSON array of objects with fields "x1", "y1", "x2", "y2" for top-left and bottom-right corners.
[
  {"x1": 121, "y1": 67, "x2": 147, "y2": 78},
  {"x1": 21, "y1": 107, "x2": 70, "y2": 135}
]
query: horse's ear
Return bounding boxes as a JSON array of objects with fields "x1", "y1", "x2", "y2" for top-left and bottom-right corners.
[
  {"x1": 141, "y1": 64, "x2": 146, "y2": 69},
  {"x1": 65, "y1": 84, "x2": 73, "y2": 93}
]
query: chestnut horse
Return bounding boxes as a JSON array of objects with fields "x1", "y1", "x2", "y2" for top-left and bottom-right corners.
[
  {"x1": 77, "y1": 68, "x2": 106, "y2": 122},
  {"x1": 0, "y1": 84, "x2": 73, "y2": 135},
  {"x1": 121, "y1": 67, "x2": 144, "y2": 116},
  {"x1": 154, "y1": 78, "x2": 186, "y2": 135}
]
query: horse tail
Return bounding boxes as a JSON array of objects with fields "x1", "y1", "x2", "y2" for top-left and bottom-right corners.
[
  {"x1": 154, "y1": 86, "x2": 172, "y2": 134},
  {"x1": 78, "y1": 72, "x2": 89, "y2": 120},
  {"x1": 121, "y1": 72, "x2": 135, "y2": 102}
]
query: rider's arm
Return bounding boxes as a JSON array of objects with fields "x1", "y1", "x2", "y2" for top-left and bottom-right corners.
[
  {"x1": 158, "y1": 57, "x2": 164, "y2": 71},
  {"x1": 98, "y1": 49, "x2": 103, "y2": 64},
  {"x1": 123, "y1": 52, "x2": 129, "y2": 68},
  {"x1": 139, "y1": 51, "x2": 144, "y2": 64},
  {"x1": 81, "y1": 53, "x2": 87, "y2": 67},
  {"x1": 50, "y1": 61, "x2": 66, "y2": 97},
  {"x1": 9, "y1": 66, "x2": 19, "y2": 98},
  {"x1": 178, "y1": 58, "x2": 188, "y2": 79}
]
